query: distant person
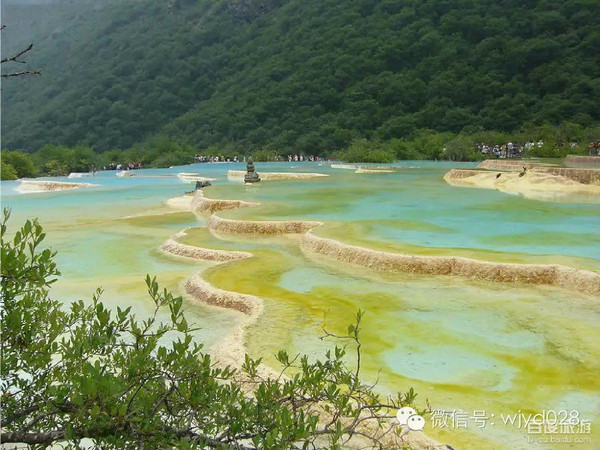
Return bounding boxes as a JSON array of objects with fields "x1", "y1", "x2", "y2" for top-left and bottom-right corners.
[{"x1": 500, "y1": 144, "x2": 507, "y2": 158}]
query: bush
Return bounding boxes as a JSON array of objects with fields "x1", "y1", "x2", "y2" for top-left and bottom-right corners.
[
  {"x1": 1, "y1": 162, "x2": 18, "y2": 180},
  {"x1": 33, "y1": 145, "x2": 100, "y2": 176},
  {"x1": 132, "y1": 135, "x2": 196, "y2": 167},
  {"x1": 152, "y1": 151, "x2": 194, "y2": 167},
  {"x1": 252, "y1": 148, "x2": 281, "y2": 161},
  {"x1": 338, "y1": 139, "x2": 396, "y2": 163},
  {"x1": 443, "y1": 137, "x2": 485, "y2": 162},
  {"x1": 1, "y1": 151, "x2": 38, "y2": 178}
]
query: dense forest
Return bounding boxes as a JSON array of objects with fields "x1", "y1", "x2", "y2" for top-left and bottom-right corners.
[{"x1": 1, "y1": 0, "x2": 599, "y2": 167}]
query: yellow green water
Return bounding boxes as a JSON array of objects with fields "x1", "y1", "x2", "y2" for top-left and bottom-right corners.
[{"x1": 2, "y1": 161, "x2": 599, "y2": 449}]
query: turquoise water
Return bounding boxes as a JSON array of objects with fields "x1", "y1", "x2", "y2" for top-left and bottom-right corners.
[
  {"x1": 4, "y1": 161, "x2": 599, "y2": 263},
  {"x1": 205, "y1": 162, "x2": 600, "y2": 264},
  {"x1": 2, "y1": 161, "x2": 599, "y2": 449}
]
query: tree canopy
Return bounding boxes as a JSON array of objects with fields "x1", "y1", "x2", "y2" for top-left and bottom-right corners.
[{"x1": 2, "y1": 0, "x2": 599, "y2": 155}]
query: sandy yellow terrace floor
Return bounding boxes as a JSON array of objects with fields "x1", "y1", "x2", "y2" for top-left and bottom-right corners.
[{"x1": 200, "y1": 236, "x2": 600, "y2": 449}]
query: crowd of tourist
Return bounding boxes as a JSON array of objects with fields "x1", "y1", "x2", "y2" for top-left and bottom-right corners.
[
  {"x1": 103, "y1": 162, "x2": 143, "y2": 170},
  {"x1": 475, "y1": 140, "x2": 600, "y2": 158},
  {"x1": 476, "y1": 141, "x2": 546, "y2": 158},
  {"x1": 286, "y1": 154, "x2": 326, "y2": 162},
  {"x1": 194, "y1": 155, "x2": 241, "y2": 163},
  {"x1": 194, "y1": 154, "x2": 327, "y2": 163}
]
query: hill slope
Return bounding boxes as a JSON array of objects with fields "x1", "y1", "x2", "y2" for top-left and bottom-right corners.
[{"x1": 2, "y1": 0, "x2": 599, "y2": 153}]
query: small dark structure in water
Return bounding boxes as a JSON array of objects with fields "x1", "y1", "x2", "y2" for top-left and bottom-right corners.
[
  {"x1": 244, "y1": 157, "x2": 261, "y2": 184},
  {"x1": 196, "y1": 180, "x2": 211, "y2": 189},
  {"x1": 186, "y1": 180, "x2": 211, "y2": 194}
]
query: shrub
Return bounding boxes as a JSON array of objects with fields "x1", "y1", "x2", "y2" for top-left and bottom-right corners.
[
  {"x1": 1, "y1": 162, "x2": 18, "y2": 180},
  {"x1": 338, "y1": 139, "x2": 396, "y2": 163},
  {"x1": 252, "y1": 148, "x2": 281, "y2": 161},
  {"x1": 1, "y1": 150, "x2": 38, "y2": 178}
]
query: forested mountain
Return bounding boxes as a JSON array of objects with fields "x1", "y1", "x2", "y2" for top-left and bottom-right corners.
[{"x1": 2, "y1": 0, "x2": 599, "y2": 154}]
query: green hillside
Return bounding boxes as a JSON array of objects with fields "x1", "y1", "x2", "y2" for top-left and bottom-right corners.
[{"x1": 2, "y1": 0, "x2": 599, "y2": 155}]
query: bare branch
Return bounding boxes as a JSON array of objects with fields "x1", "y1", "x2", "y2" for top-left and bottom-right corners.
[
  {"x1": 1, "y1": 43, "x2": 34, "y2": 64},
  {"x1": 1, "y1": 70, "x2": 42, "y2": 78},
  {"x1": 0, "y1": 28, "x2": 42, "y2": 78}
]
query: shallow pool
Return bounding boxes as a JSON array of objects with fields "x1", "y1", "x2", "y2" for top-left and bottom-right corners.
[{"x1": 2, "y1": 161, "x2": 599, "y2": 449}]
